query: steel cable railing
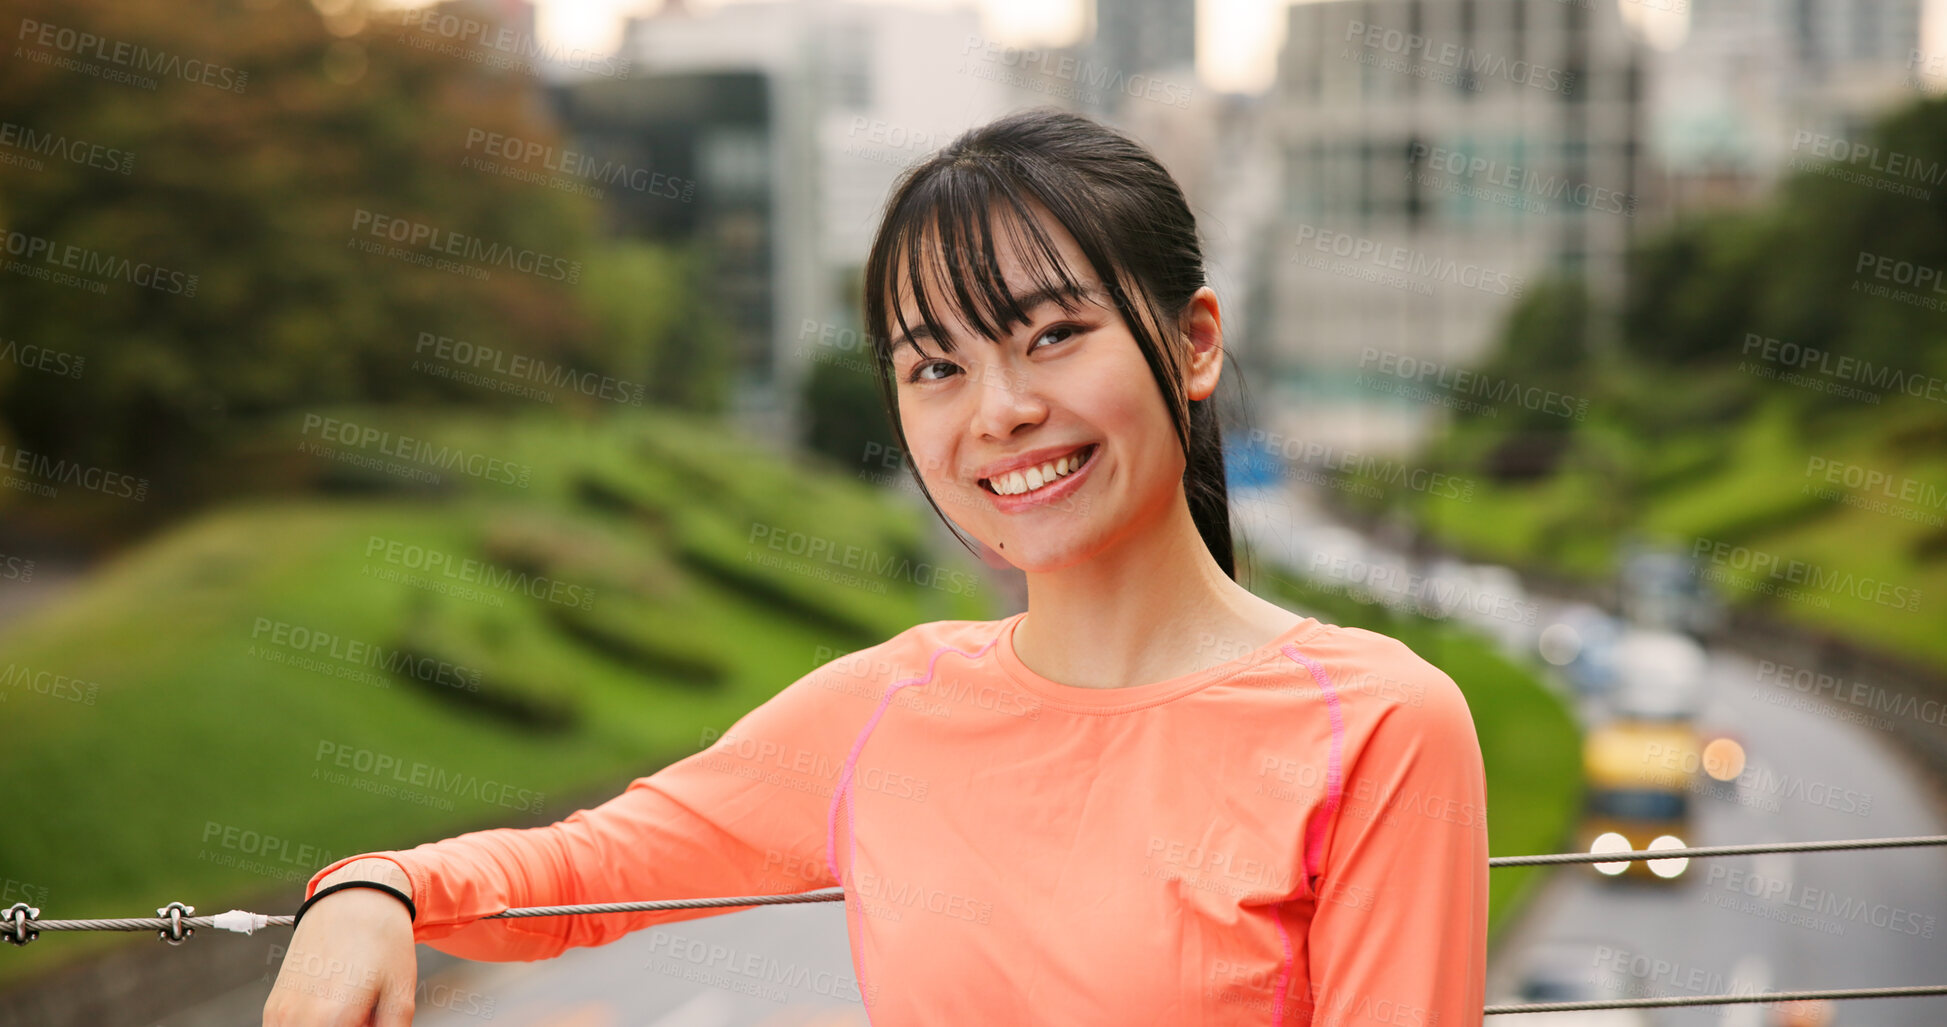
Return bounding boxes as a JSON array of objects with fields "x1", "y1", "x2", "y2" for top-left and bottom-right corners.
[{"x1": 5, "y1": 835, "x2": 1944, "y2": 1016}]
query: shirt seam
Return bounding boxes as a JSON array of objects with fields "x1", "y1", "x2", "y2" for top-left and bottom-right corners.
[
  {"x1": 825, "y1": 631, "x2": 1003, "y2": 1023},
  {"x1": 823, "y1": 632, "x2": 1002, "y2": 880}
]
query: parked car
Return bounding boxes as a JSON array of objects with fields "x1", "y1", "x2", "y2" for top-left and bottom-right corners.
[
  {"x1": 1619, "y1": 544, "x2": 1724, "y2": 638},
  {"x1": 1610, "y1": 628, "x2": 1709, "y2": 721},
  {"x1": 1544, "y1": 602, "x2": 1624, "y2": 697},
  {"x1": 1417, "y1": 559, "x2": 1540, "y2": 658}
]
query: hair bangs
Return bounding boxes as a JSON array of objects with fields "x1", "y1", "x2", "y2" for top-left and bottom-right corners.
[{"x1": 881, "y1": 169, "x2": 1095, "y2": 364}]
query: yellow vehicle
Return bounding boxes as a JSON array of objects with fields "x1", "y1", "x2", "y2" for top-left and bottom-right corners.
[{"x1": 1578, "y1": 717, "x2": 1702, "y2": 882}]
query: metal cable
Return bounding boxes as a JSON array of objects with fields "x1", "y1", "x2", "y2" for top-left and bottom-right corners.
[
  {"x1": 6, "y1": 838, "x2": 1945, "y2": 1016},
  {"x1": 1485, "y1": 983, "x2": 1947, "y2": 1015},
  {"x1": 9, "y1": 837, "x2": 1945, "y2": 934},
  {"x1": 18, "y1": 915, "x2": 300, "y2": 933},
  {"x1": 4, "y1": 888, "x2": 848, "y2": 934},
  {"x1": 480, "y1": 887, "x2": 846, "y2": 919},
  {"x1": 1487, "y1": 833, "x2": 1947, "y2": 867}
]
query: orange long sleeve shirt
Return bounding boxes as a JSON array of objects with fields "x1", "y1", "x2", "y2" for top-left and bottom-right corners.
[{"x1": 304, "y1": 610, "x2": 1490, "y2": 1025}]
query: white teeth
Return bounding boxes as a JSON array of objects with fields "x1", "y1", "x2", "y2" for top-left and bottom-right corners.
[{"x1": 986, "y1": 446, "x2": 1089, "y2": 496}]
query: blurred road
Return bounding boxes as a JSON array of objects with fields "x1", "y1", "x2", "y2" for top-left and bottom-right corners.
[
  {"x1": 405, "y1": 902, "x2": 867, "y2": 1027},
  {"x1": 162, "y1": 901, "x2": 866, "y2": 1026},
  {"x1": 1482, "y1": 640, "x2": 1947, "y2": 1026},
  {"x1": 1232, "y1": 487, "x2": 1947, "y2": 1027}
]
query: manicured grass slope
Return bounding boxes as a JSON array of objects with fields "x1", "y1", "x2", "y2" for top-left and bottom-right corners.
[{"x1": 1384, "y1": 392, "x2": 1947, "y2": 672}]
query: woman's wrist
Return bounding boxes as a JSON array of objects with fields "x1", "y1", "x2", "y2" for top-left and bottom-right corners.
[
  {"x1": 316, "y1": 857, "x2": 413, "y2": 901},
  {"x1": 294, "y1": 879, "x2": 416, "y2": 929}
]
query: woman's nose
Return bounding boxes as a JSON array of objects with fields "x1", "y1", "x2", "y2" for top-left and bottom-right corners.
[{"x1": 969, "y1": 360, "x2": 1045, "y2": 438}]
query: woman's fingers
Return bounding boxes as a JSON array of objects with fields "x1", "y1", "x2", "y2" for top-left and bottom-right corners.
[{"x1": 369, "y1": 980, "x2": 417, "y2": 1027}]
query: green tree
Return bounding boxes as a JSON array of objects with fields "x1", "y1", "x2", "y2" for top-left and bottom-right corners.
[
  {"x1": 579, "y1": 240, "x2": 733, "y2": 413},
  {"x1": 1620, "y1": 210, "x2": 1773, "y2": 367},
  {"x1": 0, "y1": 0, "x2": 598, "y2": 481},
  {"x1": 802, "y1": 344, "x2": 898, "y2": 477},
  {"x1": 1619, "y1": 94, "x2": 1947, "y2": 381}
]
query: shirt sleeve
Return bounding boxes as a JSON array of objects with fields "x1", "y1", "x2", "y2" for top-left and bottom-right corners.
[
  {"x1": 1302, "y1": 635, "x2": 1491, "y2": 1027},
  {"x1": 301, "y1": 655, "x2": 882, "y2": 962}
]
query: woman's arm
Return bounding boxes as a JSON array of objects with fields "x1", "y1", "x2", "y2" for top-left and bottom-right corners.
[
  {"x1": 299, "y1": 655, "x2": 879, "y2": 962},
  {"x1": 1302, "y1": 650, "x2": 1491, "y2": 1026}
]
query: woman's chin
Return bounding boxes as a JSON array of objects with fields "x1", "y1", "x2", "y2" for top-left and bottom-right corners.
[
  {"x1": 982, "y1": 535, "x2": 1097, "y2": 575},
  {"x1": 976, "y1": 541, "x2": 1017, "y2": 570}
]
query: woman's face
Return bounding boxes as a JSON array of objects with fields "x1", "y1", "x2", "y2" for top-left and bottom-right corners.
[{"x1": 886, "y1": 202, "x2": 1219, "y2": 573}]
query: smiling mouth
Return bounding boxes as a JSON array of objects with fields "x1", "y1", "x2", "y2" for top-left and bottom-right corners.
[{"x1": 979, "y1": 443, "x2": 1097, "y2": 497}]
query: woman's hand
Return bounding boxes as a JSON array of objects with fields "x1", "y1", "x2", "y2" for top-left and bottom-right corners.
[{"x1": 263, "y1": 864, "x2": 418, "y2": 1026}]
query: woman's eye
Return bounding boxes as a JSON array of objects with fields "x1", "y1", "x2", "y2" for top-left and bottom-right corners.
[
  {"x1": 1033, "y1": 324, "x2": 1080, "y2": 350},
  {"x1": 902, "y1": 325, "x2": 1080, "y2": 384},
  {"x1": 905, "y1": 359, "x2": 957, "y2": 384}
]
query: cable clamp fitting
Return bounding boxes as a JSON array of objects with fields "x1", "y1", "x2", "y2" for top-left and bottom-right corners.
[
  {"x1": 157, "y1": 902, "x2": 194, "y2": 946},
  {"x1": 1, "y1": 903, "x2": 37, "y2": 946}
]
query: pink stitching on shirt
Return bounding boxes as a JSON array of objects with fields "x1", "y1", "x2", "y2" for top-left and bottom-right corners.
[
  {"x1": 1281, "y1": 644, "x2": 1344, "y2": 886},
  {"x1": 826, "y1": 632, "x2": 1000, "y2": 1020},
  {"x1": 825, "y1": 633, "x2": 1000, "y2": 880},
  {"x1": 1270, "y1": 642, "x2": 1343, "y2": 1027}
]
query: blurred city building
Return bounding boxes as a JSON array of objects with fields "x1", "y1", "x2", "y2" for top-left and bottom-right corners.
[
  {"x1": 601, "y1": 0, "x2": 1023, "y2": 449},
  {"x1": 1247, "y1": 0, "x2": 1929, "y2": 457},
  {"x1": 452, "y1": 0, "x2": 1940, "y2": 469},
  {"x1": 1255, "y1": 0, "x2": 1646, "y2": 453},
  {"x1": 534, "y1": 0, "x2": 1223, "y2": 453},
  {"x1": 1639, "y1": 0, "x2": 1929, "y2": 214},
  {"x1": 544, "y1": 69, "x2": 771, "y2": 399},
  {"x1": 1087, "y1": 0, "x2": 1197, "y2": 99}
]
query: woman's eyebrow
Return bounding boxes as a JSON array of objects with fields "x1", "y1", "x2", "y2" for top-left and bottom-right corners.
[
  {"x1": 1007, "y1": 282, "x2": 1100, "y2": 319},
  {"x1": 890, "y1": 324, "x2": 938, "y2": 356},
  {"x1": 891, "y1": 282, "x2": 1099, "y2": 355}
]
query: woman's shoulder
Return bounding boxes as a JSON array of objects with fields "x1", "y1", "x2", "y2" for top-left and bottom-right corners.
[
  {"x1": 832, "y1": 615, "x2": 1013, "y2": 664},
  {"x1": 1284, "y1": 619, "x2": 1476, "y2": 731},
  {"x1": 783, "y1": 616, "x2": 1015, "y2": 699}
]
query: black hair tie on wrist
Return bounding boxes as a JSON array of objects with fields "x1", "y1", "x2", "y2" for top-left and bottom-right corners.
[{"x1": 293, "y1": 880, "x2": 417, "y2": 930}]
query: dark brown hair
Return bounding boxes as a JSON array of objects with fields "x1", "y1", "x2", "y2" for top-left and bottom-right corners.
[{"x1": 861, "y1": 106, "x2": 1238, "y2": 579}]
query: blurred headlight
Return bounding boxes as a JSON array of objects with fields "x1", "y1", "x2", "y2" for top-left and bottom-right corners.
[
  {"x1": 1591, "y1": 831, "x2": 1631, "y2": 875},
  {"x1": 1647, "y1": 834, "x2": 1688, "y2": 878}
]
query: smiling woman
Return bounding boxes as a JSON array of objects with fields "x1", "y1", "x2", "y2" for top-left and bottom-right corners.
[
  {"x1": 267, "y1": 107, "x2": 1489, "y2": 1027},
  {"x1": 864, "y1": 110, "x2": 1235, "y2": 584}
]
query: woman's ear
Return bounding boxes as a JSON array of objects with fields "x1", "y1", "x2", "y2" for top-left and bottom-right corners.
[{"x1": 1182, "y1": 286, "x2": 1223, "y2": 402}]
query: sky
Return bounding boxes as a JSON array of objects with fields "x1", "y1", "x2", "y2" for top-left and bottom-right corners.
[
  {"x1": 466, "y1": 0, "x2": 1947, "y2": 98},
  {"x1": 527, "y1": 0, "x2": 1295, "y2": 95}
]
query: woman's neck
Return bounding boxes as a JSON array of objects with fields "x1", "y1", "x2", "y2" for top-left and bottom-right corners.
[{"x1": 1011, "y1": 495, "x2": 1303, "y2": 690}]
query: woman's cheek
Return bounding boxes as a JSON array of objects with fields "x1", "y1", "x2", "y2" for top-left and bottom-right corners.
[{"x1": 910, "y1": 450, "x2": 971, "y2": 514}]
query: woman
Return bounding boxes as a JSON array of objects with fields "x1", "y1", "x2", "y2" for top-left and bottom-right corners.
[{"x1": 265, "y1": 106, "x2": 1489, "y2": 1026}]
